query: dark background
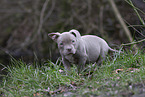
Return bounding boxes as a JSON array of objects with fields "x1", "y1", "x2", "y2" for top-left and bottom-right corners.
[{"x1": 0, "y1": 0, "x2": 144, "y2": 72}]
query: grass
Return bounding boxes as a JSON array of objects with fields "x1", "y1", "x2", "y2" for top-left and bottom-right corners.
[{"x1": 0, "y1": 50, "x2": 145, "y2": 96}]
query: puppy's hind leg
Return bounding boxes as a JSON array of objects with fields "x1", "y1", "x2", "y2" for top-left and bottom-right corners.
[{"x1": 97, "y1": 50, "x2": 108, "y2": 66}]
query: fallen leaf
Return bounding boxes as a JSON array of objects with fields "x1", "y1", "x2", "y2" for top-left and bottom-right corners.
[
  {"x1": 113, "y1": 68, "x2": 140, "y2": 74},
  {"x1": 115, "y1": 69, "x2": 124, "y2": 74},
  {"x1": 33, "y1": 93, "x2": 41, "y2": 97},
  {"x1": 59, "y1": 69, "x2": 64, "y2": 73}
]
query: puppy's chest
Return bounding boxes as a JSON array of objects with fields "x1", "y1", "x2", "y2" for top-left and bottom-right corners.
[{"x1": 65, "y1": 54, "x2": 79, "y2": 64}]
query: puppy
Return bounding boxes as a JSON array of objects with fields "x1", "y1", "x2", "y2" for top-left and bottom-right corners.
[{"x1": 48, "y1": 29, "x2": 119, "y2": 72}]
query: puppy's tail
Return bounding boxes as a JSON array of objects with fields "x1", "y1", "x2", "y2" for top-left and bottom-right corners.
[{"x1": 109, "y1": 47, "x2": 123, "y2": 53}]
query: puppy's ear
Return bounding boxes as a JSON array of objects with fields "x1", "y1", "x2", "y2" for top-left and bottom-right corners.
[
  {"x1": 69, "y1": 29, "x2": 81, "y2": 38},
  {"x1": 48, "y1": 32, "x2": 61, "y2": 42}
]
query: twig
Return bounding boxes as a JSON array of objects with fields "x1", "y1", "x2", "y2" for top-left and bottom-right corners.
[
  {"x1": 30, "y1": 0, "x2": 50, "y2": 45},
  {"x1": 44, "y1": 0, "x2": 56, "y2": 21},
  {"x1": 125, "y1": 0, "x2": 145, "y2": 15},
  {"x1": 99, "y1": 6, "x2": 104, "y2": 35},
  {"x1": 125, "y1": 0, "x2": 145, "y2": 26},
  {"x1": 37, "y1": 0, "x2": 50, "y2": 36},
  {"x1": 18, "y1": 0, "x2": 40, "y2": 48},
  {"x1": 108, "y1": 0, "x2": 138, "y2": 51},
  {"x1": 122, "y1": 38, "x2": 145, "y2": 46},
  {"x1": 124, "y1": 19, "x2": 145, "y2": 37}
]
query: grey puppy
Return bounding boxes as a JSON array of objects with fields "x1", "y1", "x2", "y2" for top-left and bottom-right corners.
[{"x1": 48, "y1": 29, "x2": 118, "y2": 72}]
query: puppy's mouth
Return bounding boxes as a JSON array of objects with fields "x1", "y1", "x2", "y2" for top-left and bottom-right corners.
[
  {"x1": 64, "y1": 49, "x2": 76, "y2": 55},
  {"x1": 65, "y1": 51, "x2": 76, "y2": 55},
  {"x1": 66, "y1": 52, "x2": 75, "y2": 55}
]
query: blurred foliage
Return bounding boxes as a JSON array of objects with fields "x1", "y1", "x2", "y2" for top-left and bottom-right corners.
[{"x1": 0, "y1": 0, "x2": 144, "y2": 64}]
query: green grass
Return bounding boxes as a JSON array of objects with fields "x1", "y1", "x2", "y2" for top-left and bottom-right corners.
[{"x1": 0, "y1": 50, "x2": 145, "y2": 96}]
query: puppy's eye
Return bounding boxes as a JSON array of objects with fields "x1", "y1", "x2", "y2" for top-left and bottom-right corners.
[
  {"x1": 60, "y1": 42, "x2": 63, "y2": 46},
  {"x1": 72, "y1": 40, "x2": 75, "y2": 43}
]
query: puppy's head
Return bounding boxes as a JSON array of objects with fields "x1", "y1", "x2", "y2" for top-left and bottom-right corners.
[{"x1": 48, "y1": 29, "x2": 81, "y2": 56}]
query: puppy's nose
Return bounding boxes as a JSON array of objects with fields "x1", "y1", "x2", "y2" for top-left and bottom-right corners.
[{"x1": 67, "y1": 48, "x2": 72, "y2": 52}]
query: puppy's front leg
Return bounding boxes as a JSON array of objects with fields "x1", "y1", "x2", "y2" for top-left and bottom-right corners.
[
  {"x1": 77, "y1": 56, "x2": 87, "y2": 73},
  {"x1": 62, "y1": 57, "x2": 71, "y2": 71}
]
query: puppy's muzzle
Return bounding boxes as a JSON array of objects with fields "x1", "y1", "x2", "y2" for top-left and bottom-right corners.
[
  {"x1": 67, "y1": 48, "x2": 72, "y2": 52},
  {"x1": 65, "y1": 46, "x2": 76, "y2": 55},
  {"x1": 66, "y1": 47, "x2": 73, "y2": 54}
]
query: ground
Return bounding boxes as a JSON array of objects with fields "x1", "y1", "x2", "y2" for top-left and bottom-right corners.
[{"x1": 0, "y1": 50, "x2": 145, "y2": 97}]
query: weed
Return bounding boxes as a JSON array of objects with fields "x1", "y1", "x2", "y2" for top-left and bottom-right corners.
[{"x1": 0, "y1": 50, "x2": 145, "y2": 96}]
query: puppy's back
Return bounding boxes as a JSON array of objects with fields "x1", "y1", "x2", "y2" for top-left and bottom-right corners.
[{"x1": 81, "y1": 35, "x2": 109, "y2": 62}]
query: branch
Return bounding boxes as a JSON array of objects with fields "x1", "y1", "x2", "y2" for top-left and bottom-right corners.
[
  {"x1": 31, "y1": 0, "x2": 50, "y2": 43},
  {"x1": 44, "y1": 0, "x2": 56, "y2": 21},
  {"x1": 122, "y1": 38, "x2": 145, "y2": 46},
  {"x1": 125, "y1": 0, "x2": 145, "y2": 25},
  {"x1": 108, "y1": 0, "x2": 138, "y2": 51},
  {"x1": 37, "y1": 0, "x2": 50, "y2": 36}
]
